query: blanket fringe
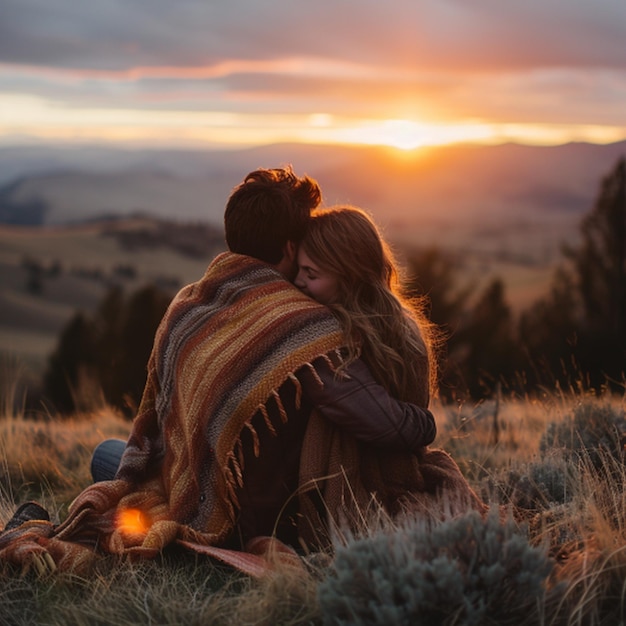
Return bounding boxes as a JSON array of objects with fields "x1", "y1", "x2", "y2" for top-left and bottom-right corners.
[
  {"x1": 226, "y1": 451, "x2": 244, "y2": 488},
  {"x1": 272, "y1": 390, "x2": 288, "y2": 424},
  {"x1": 288, "y1": 373, "x2": 302, "y2": 410},
  {"x1": 304, "y1": 362, "x2": 324, "y2": 388},
  {"x1": 321, "y1": 354, "x2": 336, "y2": 371},
  {"x1": 258, "y1": 403, "x2": 277, "y2": 436},
  {"x1": 223, "y1": 466, "x2": 240, "y2": 521},
  {"x1": 235, "y1": 438, "x2": 245, "y2": 473},
  {"x1": 244, "y1": 421, "x2": 260, "y2": 457}
]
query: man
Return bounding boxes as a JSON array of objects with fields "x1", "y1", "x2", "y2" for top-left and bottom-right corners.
[{"x1": 1, "y1": 167, "x2": 435, "y2": 573}]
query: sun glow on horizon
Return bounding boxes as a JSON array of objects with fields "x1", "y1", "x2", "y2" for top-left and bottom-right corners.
[
  {"x1": 336, "y1": 119, "x2": 495, "y2": 151},
  {"x1": 1, "y1": 95, "x2": 625, "y2": 152},
  {"x1": 355, "y1": 120, "x2": 436, "y2": 151},
  {"x1": 326, "y1": 118, "x2": 626, "y2": 152}
]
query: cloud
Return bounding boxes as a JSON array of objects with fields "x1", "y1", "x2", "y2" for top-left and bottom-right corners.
[
  {"x1": 1, "y1": 0, "x2": 625, "y2": 148},
  {"x1": 1, "y1": 0, "x2": 625, "y2": 72}
]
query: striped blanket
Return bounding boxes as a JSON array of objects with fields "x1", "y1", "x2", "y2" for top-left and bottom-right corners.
[{"x1": 0, "y1": 252, "x2": 345, "y2": 576}]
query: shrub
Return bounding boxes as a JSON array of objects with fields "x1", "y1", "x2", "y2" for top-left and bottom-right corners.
[
  {"x1": 483, "y1": 454, "x2": 574, "y2": 511},
  {"x1": 540, "y1": 402, "x2": 626, "y2": 471},
  {"x1": 317, "y1": 508, "x2": 555, "y2": 626}
]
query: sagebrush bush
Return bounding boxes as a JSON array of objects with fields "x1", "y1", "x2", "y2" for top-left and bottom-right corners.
[
  {"x1": 527, "y1": 455, "x2": 572, "y2": 505},
  {"x1": 540, "y1": 401, "x2": 626, "y2": 471},
  {"x1": 317, "y1": 508, "x2": 556, "y2": 626},
  {"x1": 483, "y1": 453, "x2": 574, "y2": 511}
]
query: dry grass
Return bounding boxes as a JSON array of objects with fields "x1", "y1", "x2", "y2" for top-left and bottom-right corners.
[
  {"x1": 0, "y1": 408, "x2": 131, "y2": 523},
  {"x1": 1, "y1": 386, "x2": 626, "y2": 624},
  {"x1": 0, "y1": 552, "x2": 323, "y2": 626}
]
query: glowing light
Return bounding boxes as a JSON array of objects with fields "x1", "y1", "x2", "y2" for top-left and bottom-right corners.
[
  {"x1": 117, "y1": 508, "x2": 149, "y2": 537},
  {"x1": 328, "y1": 119, "x2": 495, "y2": 151},
  {"x1": 376, "y1": 120, "x2": 429, "y2": 150},
  {"x1": 308, "y1": 113, "x2": 334, "y2": 127},
  {"x1": 1, "y1": 95, "x2": 624, "y2": 150}
]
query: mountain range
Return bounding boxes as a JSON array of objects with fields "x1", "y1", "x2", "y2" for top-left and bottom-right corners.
[
  {"x1": 1, "y1": 139, "x2": 625, "y2": 295},
  {"x1": 1, "y1": 141, "x2": 624, "y2": 231}
]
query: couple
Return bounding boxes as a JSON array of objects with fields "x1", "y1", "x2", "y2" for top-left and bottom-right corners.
[{"x1": 1, "y1": 167, "x2": 482, "y2": 575}]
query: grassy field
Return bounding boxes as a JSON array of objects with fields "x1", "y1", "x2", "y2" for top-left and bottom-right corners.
[
  {"x1": 0, "y1": 213, "x2": 621, "y2": 625},
  {"x1": 1, "y1": 382, "x2": 626, "y2": 625},
  {"x1": 0, "y1": 219, "x2": 224, "y2": 385}
]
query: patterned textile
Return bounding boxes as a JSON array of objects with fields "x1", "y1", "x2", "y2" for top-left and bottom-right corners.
[{"x1": 0, "y1": 252, "x2": 344, "y2": 576}]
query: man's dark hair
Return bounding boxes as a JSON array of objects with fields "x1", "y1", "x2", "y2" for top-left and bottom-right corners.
[{"x1": 224, "y1": 166, "x2": 322, "y2": 264}]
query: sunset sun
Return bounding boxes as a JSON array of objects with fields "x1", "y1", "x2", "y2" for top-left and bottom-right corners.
[
  {"x1": 377, "y1": 120, "x2": 430, "y2": 150},
  {"x1": 337, "y1": 119, "x2": 497, "y2": 152},
  {"x1": 338, "y1": 119, "x2": 433, "y2": 151}
]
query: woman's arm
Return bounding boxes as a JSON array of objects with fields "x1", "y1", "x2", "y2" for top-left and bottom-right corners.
[{"x1": 298, "y1": 355, "x2": 436, "y2": 452}]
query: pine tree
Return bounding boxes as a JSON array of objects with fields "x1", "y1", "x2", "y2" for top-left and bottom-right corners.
[
  {"x1": 519, "y1": 157, "x2": 626, "y2": 391},
  {"x1": 566, "y1": 157, "x2": 626, "y2": 387}
]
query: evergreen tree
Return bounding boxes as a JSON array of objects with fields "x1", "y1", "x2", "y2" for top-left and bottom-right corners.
[
  {"x1": 44, "y1": 285, "x2": 171, "y2": 415},
  {"x1": 569, "y1": 157, "x2": 626, "y2": 338},
  {"x1": 519, "y1": 157, "x2": 626, "y2": 391},
  {"x1": 405, "y1": 247, "x2": 472, "y2": 400},
  {"x1": 519, "y1": 266, "x2": 581, "y2": 389},
  {"x1": 405, "y1": 247, "x2": 472, "y2": 330},
  {"x1": 405, "y1": 249, "x2": 520, "y2": 400},
  {"x1": 102, "y1": 285, "x2": 171, "y2": 414},
  {"x1": 456, "y1": 278, "x2": 520, "y2": 398},
  {"x1": 567, "y1": 157, "x2": 626, "y2": 387},
  {"x1": 44, "y1": 313, "x2": 98, "y2": 413}
]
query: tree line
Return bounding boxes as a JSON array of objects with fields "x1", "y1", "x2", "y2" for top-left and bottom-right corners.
[
  {"x1": 406, "y1": 156, "x2": 626, "y2": 402},
  {"x1": 43, "y1": 157, "x2": 626, "y2": 414}
]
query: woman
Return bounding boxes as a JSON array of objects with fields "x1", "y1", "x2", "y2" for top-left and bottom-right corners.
[
  {"x1": 294, "y1": 205, "x2": 485, "y2": 532},
  {"x1": 295, "y1": 205, "x2": 438, "y2": 408}
]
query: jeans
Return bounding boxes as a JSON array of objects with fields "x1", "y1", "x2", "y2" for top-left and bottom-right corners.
[{"x1": 90, "y1": 438, "x2": 126, "y2": 482}]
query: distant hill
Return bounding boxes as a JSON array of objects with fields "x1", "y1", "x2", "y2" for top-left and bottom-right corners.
[
  {"x1": 0, "y1": 143, "x2": 361, "y2": 226},
  {"x1": 0, "y1": 217, "x2": 225, "y2": 385},
  {"x1": 1, "y1": 139, "x2": 625, "y2": 313},
  {"x1": 1, "y1": 141, "x2": 624, "y2": 231}
]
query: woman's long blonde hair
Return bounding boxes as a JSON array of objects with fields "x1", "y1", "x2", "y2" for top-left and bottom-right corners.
[{"x1": 301, "y1": 206, "x2": 439, "y2": 404}]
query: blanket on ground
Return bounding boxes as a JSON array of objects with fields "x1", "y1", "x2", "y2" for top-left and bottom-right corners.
[{"x1": 0, "y1": 252, "x2": 345, "y2": 576}]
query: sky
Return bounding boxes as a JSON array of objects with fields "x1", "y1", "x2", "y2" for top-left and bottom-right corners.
[{"x1": 1, "y1": 0, "x2": 626, "y2": 151}]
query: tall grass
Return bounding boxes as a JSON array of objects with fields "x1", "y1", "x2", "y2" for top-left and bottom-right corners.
[
  {"x1": 0, "y1": 552, "x2": 323, "y2": 626},
  {"x1": 0, "y1": 408, "x2": 131, "y2": 520},
  {"x1": 1, "y1": 376, "x2": 626, "y2": 624}
]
